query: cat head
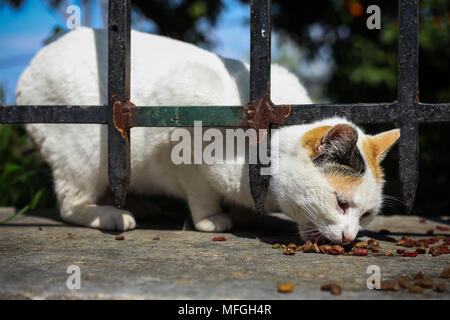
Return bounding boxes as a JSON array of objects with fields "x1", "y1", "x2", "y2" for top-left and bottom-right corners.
[{"x1": 271, "y1": 118, "x2": 400, "y2": 245}]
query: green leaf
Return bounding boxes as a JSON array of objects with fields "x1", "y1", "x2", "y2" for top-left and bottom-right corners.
[{"x1": 0, "y1": 205, "x2": 29, "y2": 224}]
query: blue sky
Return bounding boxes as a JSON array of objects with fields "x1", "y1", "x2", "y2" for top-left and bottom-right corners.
[{"x1": 0, "y1": 0, "x2": 251, "y2": 104}]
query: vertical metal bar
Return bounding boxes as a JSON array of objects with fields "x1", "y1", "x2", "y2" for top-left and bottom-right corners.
[
  {"x1": 249, "y1": 0, "x2": 271, "y2": 215},
  {"x1": 398, "y1": 0, "x2": 419, "y2": 213},
  {"x1": 108, "y1": 0, "x2": 131, "y2": 208}
]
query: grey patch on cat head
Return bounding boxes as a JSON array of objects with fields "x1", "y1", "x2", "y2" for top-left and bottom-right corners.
[{"x1": 312, "y1": 124, "x2": 366, "y2": 177}]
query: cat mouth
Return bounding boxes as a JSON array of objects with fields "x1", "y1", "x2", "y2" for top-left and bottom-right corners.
[{"x1": 305, "y1": 223, "x2": 326, "y2": 244}]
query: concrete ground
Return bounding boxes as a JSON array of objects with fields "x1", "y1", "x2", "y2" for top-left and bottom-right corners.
[{"x1": 0, "y1": 207, "x2": 449, "y2": 299}]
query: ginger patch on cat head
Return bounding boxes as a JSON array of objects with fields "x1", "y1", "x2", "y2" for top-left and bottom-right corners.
[
  {"x1": 301, "y1": 126, "x2": 332, "y2": 158},
  {"x1": 362, "y1": 129, "x2": 400, "y2": 182},
  {"x1": 326, "y1": 174, "x2": 363, "y2": 195}
]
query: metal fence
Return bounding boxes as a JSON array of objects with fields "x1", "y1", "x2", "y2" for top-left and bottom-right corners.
[{"x1": 1, "y1": 0, "x2": 449, "y2": 215}]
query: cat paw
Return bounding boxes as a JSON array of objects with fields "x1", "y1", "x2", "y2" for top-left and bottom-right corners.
[
  {"x1": 195, "y1": 213, "x2": 232, "y2": 232},
  {"x1": 84, "y1": 206, "x2": 136, "y2": 231}
]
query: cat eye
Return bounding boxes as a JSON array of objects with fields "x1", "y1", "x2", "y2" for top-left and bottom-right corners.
[
  {"x1": 336, "y1": 194, "x2": 349, "y2": 214},
  {"x1": 361, "y1": 212, "x2": 372, "y2": 220}
]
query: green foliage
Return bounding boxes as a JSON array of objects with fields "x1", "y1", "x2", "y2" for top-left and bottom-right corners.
[{"x1": 0, "y1": 87, "x2": 56, "y2": 220}]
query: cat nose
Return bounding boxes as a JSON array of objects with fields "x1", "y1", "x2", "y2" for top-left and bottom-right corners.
[{"x1": 341, "y1": 231, "x2": 354, "y2": 243}]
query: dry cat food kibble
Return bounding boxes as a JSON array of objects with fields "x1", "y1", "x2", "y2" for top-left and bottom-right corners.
[
  {"x1": 354, "y1": 241, "x2": 368, "y2": 249},
  {"x1": 321, "y1": 283, "x2": 342, "y2": 295},
  {"x1": 398, "y1": 277, "x2": 411, "y2": 289},
  {"x1": 277, "y1": 283, "x2": 294, "y2": 293},
  {"x1": 319, "y1": 244, "x2": 332, "y2": 254},
  {"x1": 272, "y1": 243, "x2": 281, "y2": 249},
  {"x1": 283, "y1": 247, "x2": 296, "y2": 255},
  {"x1": 212, "y1": 237, "x2": 226, "y2": 241},
  {"x1": 353, "y1": 248, "x2": 368, "y2": 256},
  {"x1": 435, "y1": 282, "x2": 447, "y2": 293},
  {"x1": 403, "y1": 251, "x2": 419, "y2": 257},
  {"x1": 381, "y1": 280, "x2": 400, "y2": 291},
  {"x1": 367, "y1": 239, "x2": 381, "y2": 253},
  {"x1": 115, "y1": 235, "x2": 125, "y2": 241},
  {"x1": 440, "y1": 267, "x2": 450, "y2": 279},
  {"x1": 408, "y1": 286, "x2": 423, "y2": 294}
]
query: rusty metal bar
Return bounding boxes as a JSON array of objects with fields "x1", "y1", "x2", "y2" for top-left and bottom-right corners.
[
  {"x1": 0, "y1": 105, "x2": 107, "y2": 123},
  {"x1": 248, "y1": 0, "x2": 272, "y2": 216},
  {"x1": 398, "y1": 0, "x2": 419, "y2": 213},
  {"x1": 108, "y1": 0, "x2": 132, "y2": 208}
]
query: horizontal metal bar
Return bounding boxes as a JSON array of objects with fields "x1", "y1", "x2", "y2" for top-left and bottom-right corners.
[
  {"x1": 132, "y1": 106, "x2": 246, "y2": 127},
  {"x1": 416, "y1": 103, "x2": 450, "y2": 122},
  {"x1": 131, "y1": 103, "x2": 398, "y2": 127},
  {"x1": 2, "y1": 102, "x2": 450, "y2": 126},
  {"x1": 0, "y1": 105, "x2": 107, "y2": 123},
  {"x1": 283, "y1": 103, "x2": 398, "y2": 125}
]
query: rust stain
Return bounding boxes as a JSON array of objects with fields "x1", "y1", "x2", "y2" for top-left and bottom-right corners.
[
  {"x1": 113, "y1": 100, "x2": 135, "y2": 139},
  {"x1": 243, "y1": 84, "x2": 291, "y2": 144}
]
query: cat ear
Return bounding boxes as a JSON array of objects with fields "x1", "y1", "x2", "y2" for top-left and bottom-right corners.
[
  {"x1": 369, "y1": 129, "x2": 400, "y2": 162},
  {"x1": 318, "y1": 123, "x2": 358, "y2": 154},
  {"x1": 313, "y1": 124, "x2": 365, "y2": 175}
]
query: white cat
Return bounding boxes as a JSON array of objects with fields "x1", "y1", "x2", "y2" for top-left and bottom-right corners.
[{"x1": 16, "y1": 27, "x2": 399, "y2": 244}]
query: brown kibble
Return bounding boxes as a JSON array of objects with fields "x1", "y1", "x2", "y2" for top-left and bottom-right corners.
[
  {"x1": 278, "y1": 283, "x2": 294, "y2": 293},
  {"x1": 283, "y1": 247, "x2": 295, "y2": 255},
  {"x1": 427, "y1": 229, "x2": 434, "y2": 234},
  {"x1": 398, "y1": 277, "x2": 411, "y2": 289},
  {"x1": 272, "y1": 243, "x2": 281, "y2": 249},
  {"x1": 295, "y1": 246, "x2": 302, "y2": 252},
  {"x1": 303, "y1": 241, "x2": 315, "y2": 253},
  {"x1": 396, "y1": 239, "x2": 405, "y2": 246},
  {"x1": 281, "y1": 244, "x2": 287, "y2": 249},
  {"x1": 319, "y1": 244, "x2": 332, "y2": 254},
  {"x1": 287, "y1": 243, "x2": 297, "y2": 249},
  {"x1": 115, "y1": 235, "x2": 125, "y2": 240},
  {"x1": 415, "y1": 246, "x2": 427, "y2": 254},
  {"x1": 409, "y1": 286, "x2": 423, "y2": 294},
  {"x1": 331, "y1": 245, "x2": 345, "y2": 254},
  {"x1": 368, "y1": 239, "x2": 381, "y2": 252},
  {"x1": 312, "y1": 243, "x2": 321, "y2": 253},
  {"x1": 413, "y1": 279, "x2": 433, "y2": 288},
  {"x1": 354, "y1": 241, "x2": 368, "y2": 249},
  {"x1": 413, "y1": 271, "x2": 426, "y2": 280},
  {"x1": 429, "y1": 246, "x2": 441, "y2": 256},
  {"x1": 440, "y1": 267, "x2": 450, "y2": 279},
  {"x1": 381, "y1": 280, "x2": 400, "y2": 291},
  {"x1": 435, "y1": 282, "x2": 447, "y2": 293},
  {"x1": 403, "y1": 241, "x2": 416, "y2": 248},
  {"x1": 321, "y1": 283, "x2": 342, "y2": 295}
]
